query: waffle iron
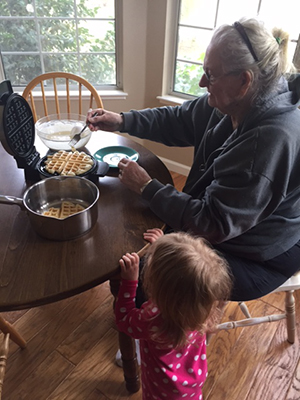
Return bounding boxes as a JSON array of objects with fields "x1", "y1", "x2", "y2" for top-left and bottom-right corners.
[{"x1": 0, "y1": 80, "x2": 40, "y2": 180}]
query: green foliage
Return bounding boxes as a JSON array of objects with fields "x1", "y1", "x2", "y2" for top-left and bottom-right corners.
[
  {"x1": 0, "y1": 0, "x2": 116, "y2": 86},
  {"x1": 174, "y1": 55, "x2": 207, "y2": 97}
]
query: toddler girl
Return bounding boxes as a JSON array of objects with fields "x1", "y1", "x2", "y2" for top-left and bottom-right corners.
[{"x1": 115, "y1": 229, "x2": 232, "y2": 399}]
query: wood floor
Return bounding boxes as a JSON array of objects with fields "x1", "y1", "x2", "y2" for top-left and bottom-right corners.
[{"x1": 1, "y1": 171, "x2": 300, "y2": 400}]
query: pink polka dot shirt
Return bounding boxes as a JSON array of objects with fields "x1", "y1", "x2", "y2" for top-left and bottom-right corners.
[{"x1": 115, "y1": 279, "x2": 208, "y2": 400}]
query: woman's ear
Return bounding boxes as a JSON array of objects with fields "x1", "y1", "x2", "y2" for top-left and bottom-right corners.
[{"x1": 239, "y1": 70, "x2": 253, "y2": 97}]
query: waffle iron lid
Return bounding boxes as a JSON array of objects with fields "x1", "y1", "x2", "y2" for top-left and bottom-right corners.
[{"x1": 0, "y1": 80, "x2": 39, "y2": 166}]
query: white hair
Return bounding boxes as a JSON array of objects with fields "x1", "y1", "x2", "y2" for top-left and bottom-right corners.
[{"x1": 211, "y1": 17, "x2": 296, "y2": 103}]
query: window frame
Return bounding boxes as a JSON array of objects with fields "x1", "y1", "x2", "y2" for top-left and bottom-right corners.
[
  {"x1": 163, "y1": 0, "x2": 300, "y2": 101},
  {"x1": 162, "y1": 0, "x2": 204, "y2": 102},
  {"x1": 0, "y1": 0, "x2": 123, "y2": 94}
]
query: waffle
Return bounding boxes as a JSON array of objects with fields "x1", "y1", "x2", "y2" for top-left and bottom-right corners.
[
  {"x1": 42, "y1": 207, "x2": 61, "y2": 218},
  {"x1": 43, "y1": 201, "x2": 85, "y2": 219},
  {"x1": 44, "y1": 150, "x2": 93, "y2": 176},
  {"x1": 60, "y1": 201, "x2": 85, "y2": 219}
]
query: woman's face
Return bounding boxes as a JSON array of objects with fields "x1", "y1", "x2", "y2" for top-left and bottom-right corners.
[{"x1": 199, "y1": 43, "x2": 245, "y2": 115}]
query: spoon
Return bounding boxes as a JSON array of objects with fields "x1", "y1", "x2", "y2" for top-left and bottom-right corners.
[{"x1": 68, "y1": 112, "x2": 98, "y2": 150}]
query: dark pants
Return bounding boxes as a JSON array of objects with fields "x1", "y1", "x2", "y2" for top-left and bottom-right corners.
[
  {"x1": 217, "y1": 241, "x2": 300, "y2": 301},
  {"x1": 136, "y1": 240, "x2": 300, "y2": 306}
]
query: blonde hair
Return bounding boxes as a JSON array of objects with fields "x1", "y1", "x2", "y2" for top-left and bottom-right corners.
[
  {"x1": 142, "y1": 232, "x2": 232, "y2": 349},
  {"x1": 211, "y1": 17, "x2": 296, "y2": 103}
]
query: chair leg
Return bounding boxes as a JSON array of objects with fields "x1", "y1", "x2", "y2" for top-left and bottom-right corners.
[
  {"x1": 0, "y1": 317, "x2": 26, "y2": 400},
  {"x1": 0, "y1": 334, "x2": 10, "y2": 400},
  {"x1": 285, "y1": 290, "x2": 296, "y2": 344},
  {"x1": 206, "y1": 332, "x2": 214, "y2": 345},
  {"x1": 238, "y1": 301, "x2": 252, "y2": 318},
  {"x1": 0, "y1": 317, "x2": 26, "y2": 349}
]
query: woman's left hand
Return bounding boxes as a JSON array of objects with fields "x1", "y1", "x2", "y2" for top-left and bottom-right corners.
[{"x1": 118, "y1": 158, "x2": 151, "y2": 194}]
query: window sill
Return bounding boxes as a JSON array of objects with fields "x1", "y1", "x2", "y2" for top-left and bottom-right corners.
[
  {"x1": 156, "y1": 94, "x2": 194, "y2": 106},
  {"x1": 15, "y1": 88, "x2": 128, "y2": 101}
]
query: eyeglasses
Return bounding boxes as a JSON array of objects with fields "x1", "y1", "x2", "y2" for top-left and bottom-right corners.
[
  {"x1": 202, "y1": 70, "x2": 239, "y2": 85},
  {"x1": 203, "y1": 70, "x2": 220, "y2": 85}
]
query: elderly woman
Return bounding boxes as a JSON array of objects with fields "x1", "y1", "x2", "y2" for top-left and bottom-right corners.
[{"x1": 87, "y1": 17, "x2": 300, "y2": 301}]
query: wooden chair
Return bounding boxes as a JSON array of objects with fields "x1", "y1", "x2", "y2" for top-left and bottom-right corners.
[
  {"x1": 216, "y1": 271, "x2": 300, "y2": 344},
  {"x1": 22, "y1": 72, "x2": 103, "y2": 122},
  {"x1": 0, "y1": 316, "x2": 26, "y2": 399}
]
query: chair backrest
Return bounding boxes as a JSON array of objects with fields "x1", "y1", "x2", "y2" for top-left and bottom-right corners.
[{"x1": 22, "y1": 72, "x2": 103, "y2": 122}]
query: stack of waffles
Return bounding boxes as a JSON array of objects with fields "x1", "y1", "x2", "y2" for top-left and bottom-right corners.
[
  {"x1": 43, "y1": 201, "x2": 85, "y2": 219},
  {"x1": 44, "y1": 150, "x2": 93, "y2": 176}
]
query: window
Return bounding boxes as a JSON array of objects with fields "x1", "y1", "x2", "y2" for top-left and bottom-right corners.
[
  {"x1": 0, "y1": 0, "x2": 117, "y2": 89},
  {"x1": 173, "y1": 0, "x2": 300, "y2": 97}
]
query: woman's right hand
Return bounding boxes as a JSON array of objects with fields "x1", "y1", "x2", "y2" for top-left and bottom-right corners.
[{"x1": 86, "y1": 108, "x2": 124, "y2": 132}]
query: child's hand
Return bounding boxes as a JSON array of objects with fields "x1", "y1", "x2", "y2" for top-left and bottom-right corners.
[
  {"x1": 143, "y1": 228, "x2": 164, "y2": 244},
  {"x1": 119, "y1": 252, "x2": 140, "y2": 280}
]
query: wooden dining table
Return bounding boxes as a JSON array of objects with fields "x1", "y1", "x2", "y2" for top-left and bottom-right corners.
[{"x1": 0, "y1": 130, "x2": 173, "y2": 393}]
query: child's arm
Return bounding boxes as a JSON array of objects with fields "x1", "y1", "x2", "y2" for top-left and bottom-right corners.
[
  {"x1": 143, "y1": 228, "x2": 164, "y2": 244},
  {"x1": 115, "y1": 252, "x2": 151, "y2": 339}
]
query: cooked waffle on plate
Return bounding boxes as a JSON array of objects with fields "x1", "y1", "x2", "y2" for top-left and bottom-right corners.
[
  {"x1": 44, "y1": 150, "x2": 93, "y2": 176},
  {"x1": 43, "y1": 201, "x2": 85, "y2": 219}
]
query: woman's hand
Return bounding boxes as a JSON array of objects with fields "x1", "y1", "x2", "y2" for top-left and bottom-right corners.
[
  {"x1": 119, "y1": 252, "x2": 140, "y2": 280},
  {"x1": 118, "y1": 158, "x2": 152, "y2": 194},
  {"x1": 143, "y1": 228, "x2": 164, "y2": 244},
  {"x1": 86, "y1": 108, "x2": 124, "y2": 132}
]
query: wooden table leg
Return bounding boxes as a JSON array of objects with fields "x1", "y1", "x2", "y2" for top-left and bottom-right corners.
[
  {"x1": 118, "y1": 330, "x2": 140, "y2": 393},
  {"x1": 110, "y1": 277, "x2": 140, "y2": 393}
]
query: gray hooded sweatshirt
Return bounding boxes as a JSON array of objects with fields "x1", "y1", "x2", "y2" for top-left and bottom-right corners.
[{"x1": 121, "y1": 76, "x2": 300, "y2": 262}]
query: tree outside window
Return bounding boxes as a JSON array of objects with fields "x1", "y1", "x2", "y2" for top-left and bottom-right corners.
[{"x1": 0, "y1": 0, "x2": 116, "y2": 88}]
